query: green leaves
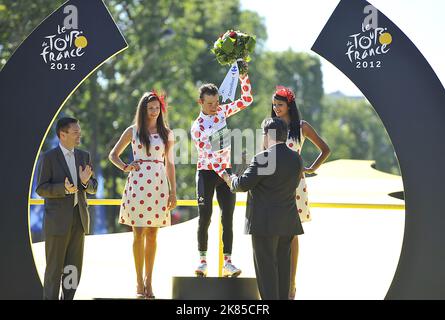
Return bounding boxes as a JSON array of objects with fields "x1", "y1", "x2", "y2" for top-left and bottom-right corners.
[
  {"x1": 211, "y1": 29, "x2": 256, "y2": 73},
  {"x1": 246, "y1": 36, "x2": 256, "y2": 52},
  {"x1": 221, "y1": 37, "x2": 235, "y2": 54}
]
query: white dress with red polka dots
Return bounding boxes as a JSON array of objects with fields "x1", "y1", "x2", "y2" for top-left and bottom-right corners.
[
  {"x1": 119, "y1": 125, "x2": 170, "y2": 227},
  {"x1": 286, "y1": 121, "x2": 311, "y2": 223}
]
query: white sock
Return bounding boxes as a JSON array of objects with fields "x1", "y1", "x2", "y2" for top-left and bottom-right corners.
[
  {"x1": 224, "y1": 253, "x2": 232, "y2": 265},
  {"x1": 199, "y1": 251, "x2": 207, "y2": 264}
]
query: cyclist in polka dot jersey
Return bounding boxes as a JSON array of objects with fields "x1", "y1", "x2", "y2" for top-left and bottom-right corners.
[
  {"x1": 191, "y1": 75, "x2": 253, "y2": 177},
  {"x1": 191, "y1": 68, "x2": 253, "y2": 278}
]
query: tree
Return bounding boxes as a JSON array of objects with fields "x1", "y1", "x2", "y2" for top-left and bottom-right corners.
[
  {"x1": 321, "y1": 96, "x2": 400, "y2": 175},
  {"x1": 2, "y1": 0, "x2": 399, "y2": 236},
  {"x1": 0, "y1": 0, "x2": 66, "y2": 69}
]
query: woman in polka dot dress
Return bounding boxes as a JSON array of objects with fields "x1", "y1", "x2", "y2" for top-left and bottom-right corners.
[
  {"x1": 271, "y1": 86, "x2": 331, "y2": 300},
  {"x1": 109, "y1": 91, "x2": 176, "y2": 299}
]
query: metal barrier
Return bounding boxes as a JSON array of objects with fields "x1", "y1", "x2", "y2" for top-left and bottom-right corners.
[{"x1": 30, "y1": 199, "x2": 405, "y2": 210}]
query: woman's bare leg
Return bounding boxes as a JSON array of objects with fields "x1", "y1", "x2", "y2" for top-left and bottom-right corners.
[
  {"x1": 289, "y1": 236, "x2": 299, "y2": 299},
  {"x1": 144, "y1": 227, "x2": 158, "y2": 297},
  {"x1": 133, "y1": 227, "x2": 145, "y2": 295}
]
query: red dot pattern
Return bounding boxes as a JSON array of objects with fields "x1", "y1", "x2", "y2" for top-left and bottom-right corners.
[
  {"x1": 191, "y1": 76, "x2": 252, "y2": 180},
  {"x1": 291, "y1": 133, "x2": 310, "y2": 222},
  {"x1": 191, "y1": 77, "x2": 253, "y2": 180},
  {"x1": 118, "y1": 127, "x2": 171, "y2": 227}
]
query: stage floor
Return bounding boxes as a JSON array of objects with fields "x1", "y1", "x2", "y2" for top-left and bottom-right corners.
[{"x1": 31, "y1": 205, "x2": 405, "y2": 300}]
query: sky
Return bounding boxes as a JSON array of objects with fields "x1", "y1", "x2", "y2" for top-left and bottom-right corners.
[{"x1": 240, "y1": 0, "x2": 445, "y2": 96}]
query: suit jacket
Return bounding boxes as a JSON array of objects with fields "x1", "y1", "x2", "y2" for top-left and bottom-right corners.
[
  {"x1": 36, "y1": 146, "x2": 98, "y2": 236},
  {"x1": 232, "y1": 143, "x2": 304, "y2": 236}
]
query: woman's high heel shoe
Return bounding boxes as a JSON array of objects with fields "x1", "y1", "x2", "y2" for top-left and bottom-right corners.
[
  {"x1": 144, "y1": 284, "x2": 155, "y2": 300},
  {"x1": 136, "y1": 284, "x2": 145, "y2": 299},
  {"x1": 289, "y1": 286, "x2": 296, "y2": 300}
]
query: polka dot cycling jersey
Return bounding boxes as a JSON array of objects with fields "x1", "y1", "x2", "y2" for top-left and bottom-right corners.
[{"x1": 191, "y1": 75, "x2": 253, "y2": 178}]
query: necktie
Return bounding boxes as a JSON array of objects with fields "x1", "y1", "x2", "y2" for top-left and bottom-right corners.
[{"x1": 67, "y1": 151, "x2": 78, "y2": 207}]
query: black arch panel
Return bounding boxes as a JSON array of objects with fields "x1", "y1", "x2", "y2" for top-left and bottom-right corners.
[
  {"x1": 0, "y1": 0, "x2": 127, "y2": 299},
  {"x1": 312, "y1": 0, "x2": 445, "y2": 299}
]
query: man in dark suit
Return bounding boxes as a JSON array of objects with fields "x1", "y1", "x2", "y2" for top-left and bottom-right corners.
[
  {"x1": 223, "y1": 117, "x2": 304, "y2": 300},
  {"x1": 36, "y1": 117, "x2": 98, "y2": 300}
]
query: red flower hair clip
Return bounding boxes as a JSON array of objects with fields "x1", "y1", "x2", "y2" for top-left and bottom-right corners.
[
  {"x1": 274, "y1": 86, "x2": 295, "y2": 103},
  {"x1": 149, "y1": 89, "x2": 168, "y2": 113}
]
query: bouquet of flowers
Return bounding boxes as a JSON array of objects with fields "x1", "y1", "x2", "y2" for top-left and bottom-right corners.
[{"x1": 211, "y1": 30, "x2": 256, "y2": 74}]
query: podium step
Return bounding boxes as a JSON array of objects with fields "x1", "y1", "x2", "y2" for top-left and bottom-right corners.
[{"x1": 172, "y1": 277, "x2": 259, "y2": 300}]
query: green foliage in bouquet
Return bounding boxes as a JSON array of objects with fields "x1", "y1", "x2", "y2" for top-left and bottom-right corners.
[{"x1": 211, "y1": 30, "x2": 256, "y2": 74}]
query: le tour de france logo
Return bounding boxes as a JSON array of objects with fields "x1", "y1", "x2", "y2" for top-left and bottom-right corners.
[
  {"x1": 345, "y1": 5, "x2": 393, "y2": 69},
  {"x1": 40, "y1": 5, "x2": 88, "y2": 71}
]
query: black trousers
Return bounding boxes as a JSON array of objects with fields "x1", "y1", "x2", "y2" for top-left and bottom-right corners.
[
  {"x1": 196, "y1": 170, "x2": 236, "y2": 254},
  {"x1": 43, "y1": 205, "x2": 85, "y2": 300},
  {"x1": 252, "y1": 235, "x2": 294, "y2": 300}
]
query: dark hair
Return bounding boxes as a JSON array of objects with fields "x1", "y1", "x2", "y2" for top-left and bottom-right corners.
[
  {"x1": 262, "y1": 117, "x2": 288, "y2": 143},
  {"x1": 134, "y1": 93, "x2": 170, "y2": 156},
  {"x1": 199, "y1": 83, "x2": 219, "y2": 100},
  {"x1": 56, "y1": 117, "x2": 79, "y2": 138},
  {"x1": 271, "y1": 94, "x2": 302, "y2": 143}
]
